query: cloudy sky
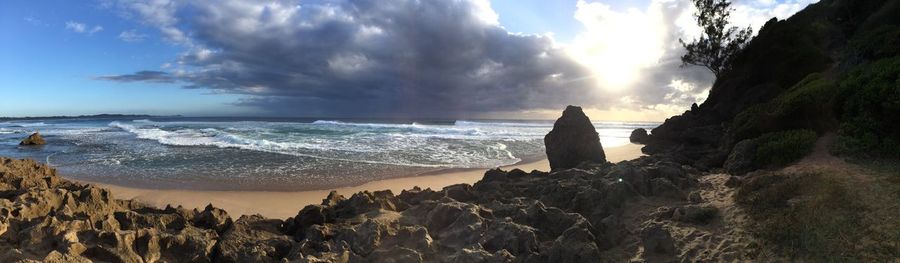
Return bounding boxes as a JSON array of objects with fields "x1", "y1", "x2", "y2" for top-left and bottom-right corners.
[{"x1": 0, "y1": 0, "x2": 816, "y2": 120}]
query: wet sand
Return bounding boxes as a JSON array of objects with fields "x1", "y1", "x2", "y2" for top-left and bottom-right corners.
[{"x1": 76, "y1": 144, "x2": 645, "y2": 219}]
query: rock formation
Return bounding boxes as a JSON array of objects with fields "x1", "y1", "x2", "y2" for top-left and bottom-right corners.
[
  {"x1": 0, "y1": 144, "x2": 740, "y2": 261},
  {"x1": 630, "y1": 128, "x2": 650, "y2": 144},
  {"x1": 19, "y1": 132, "x2": 45, "y2": 145},
  {"x1": 544, "y1": 105, "x2": 605, "y2": 170}
]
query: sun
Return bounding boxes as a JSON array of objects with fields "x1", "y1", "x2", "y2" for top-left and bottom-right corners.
[{"x1": 567, "y1": 1, "x2": 667, "y2": 91}]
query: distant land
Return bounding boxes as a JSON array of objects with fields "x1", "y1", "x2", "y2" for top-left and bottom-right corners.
[{"x1": 0, "y1": 114, "x2": 179, "y2": 121}]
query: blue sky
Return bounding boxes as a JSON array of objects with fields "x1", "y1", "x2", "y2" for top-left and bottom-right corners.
[{"x1": 0, "y1": 0, "x2": 814, "y2": 119}]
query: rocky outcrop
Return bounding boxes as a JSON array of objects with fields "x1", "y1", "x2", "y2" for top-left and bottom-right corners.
[
  {"x1": 630, "y1": 128, "x2": 650, "y2": 144},
  {"x1": 19, "y1": 132, "x2": 45, "y2": 145},
  {"x1": 0, "y1": 148, "x2": 708, "y2": 262},
  {"x1": 724, "y1": 139, "x2": 758, "y2": 175},
  {"x1": 544, "y1": 105, "x2": 606, "y2": 170}
]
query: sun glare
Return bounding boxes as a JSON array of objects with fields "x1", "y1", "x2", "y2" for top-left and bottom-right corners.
[{"x1": 569, "y1": 1, "x2": 666, "y2": 91}]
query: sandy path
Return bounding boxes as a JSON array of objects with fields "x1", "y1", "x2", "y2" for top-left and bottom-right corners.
[{"x1": 74, "y1": 144, "x2": 644, "y2": 219}]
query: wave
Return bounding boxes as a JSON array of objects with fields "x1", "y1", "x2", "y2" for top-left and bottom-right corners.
[
  {"x1": 454, "y1": 120, "x2": 552, "y2": 127},
  {"x1": 108, "y1": 121, "x2": 518, "y2": 168},
  {"x1": 9, "y1": 122, "x2": 47, "y2": 127}
]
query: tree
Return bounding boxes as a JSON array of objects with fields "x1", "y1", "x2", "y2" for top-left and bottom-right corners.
[{"x1": 680, "y1": 0, "x2": 753, "y2": 78}]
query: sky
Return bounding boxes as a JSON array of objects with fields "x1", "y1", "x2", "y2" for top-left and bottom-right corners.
[{"x1": 0, "y1": 0, "x2": 817, "y2": 120}]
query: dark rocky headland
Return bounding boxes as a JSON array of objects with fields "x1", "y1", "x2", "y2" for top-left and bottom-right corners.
[{"x1": 2, "y1": 0, "x2": 899, "y2": 261}]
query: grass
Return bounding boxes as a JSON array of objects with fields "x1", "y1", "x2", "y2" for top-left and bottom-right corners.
[
  {"x1": 754, "y1": 129, "x2": 818, "y2": 168},
  {"x1": 736, "y1": 172, "x2": 867, "y2": 261}
]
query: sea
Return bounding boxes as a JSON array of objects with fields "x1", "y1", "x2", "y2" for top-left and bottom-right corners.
[{"x1": 0, "y1": 117, "x2": 658, "y2": 191}]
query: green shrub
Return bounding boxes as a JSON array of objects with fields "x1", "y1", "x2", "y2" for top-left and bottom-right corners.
[
  {"x1": 851, "y1": 25, "x2": 900, "y2": 59},
  {"x1": 730, "y1": 74, "x2": 838, "y2": 140},
  {"x1": 835, "y1": 57, "x2": 900, "y2": 157},
  {"x1": 754, "y1": 129, "x2": 818, "y2": 167},
  {"x1": 735, "y1": 172, "x2": 866, "y2": 261}
]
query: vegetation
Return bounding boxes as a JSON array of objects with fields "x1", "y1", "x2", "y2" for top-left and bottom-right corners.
[
  {"x1": 730, "y1": 74, "x2": 837, "y2": 141},
  {"x1": 736, "y1": 172, "x2": 869, "y2": 261},
  {"x1": 680, "y1": 0, "x2": 752, "y2": 78},
  {"x1": 834, "y1": 57, "x2": 900, "y2": 157},
  {"x1": 753, "y1": 129, "x2": 818, "y2": 167}
]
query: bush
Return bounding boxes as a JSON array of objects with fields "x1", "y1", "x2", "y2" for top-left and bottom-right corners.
[
  {"x1": 835, "y1": 57, "x2": 900, "y2": 157},
  {"x1": 730, "y1": 74, "x2": 838, "y2": 140},
  {"x1": 735, "y1": 172, "x2": 866, "y2": 261},
  {"x1": 851, "y1": 25, "x2": 900, "y2": 59},
  {"x1": 754, "y1": 129, "x2": 818, "y2": 167}
]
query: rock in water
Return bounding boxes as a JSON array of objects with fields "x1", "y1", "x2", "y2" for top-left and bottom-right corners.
[
  {"x1": 544, "y1": 105, "x2": 605, "y2": 170},
  {"x1": 19, "y1": 132, "x2": 46, "y2": 145},
  {"x1": 630, "y1": 128, "x2": 650, "y2": 144}
]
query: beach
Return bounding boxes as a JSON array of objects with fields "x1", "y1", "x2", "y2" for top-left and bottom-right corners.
[{"x1": 77, "y1": 143, "x2": 644, "y2": 218}]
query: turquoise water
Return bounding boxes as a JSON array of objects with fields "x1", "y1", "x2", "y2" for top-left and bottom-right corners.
[{"x1": 0, "y1": 117, "x2": 658, "y2": 190}]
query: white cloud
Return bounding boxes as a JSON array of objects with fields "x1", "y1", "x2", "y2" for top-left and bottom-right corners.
[
  {"x1": 566, "y1": 0, "x2": 818, "y2": 114},
  {"x1": 65, "y1": 21, "x2": 103, "y2": 35},
  {"x1": 111, "y1": 0, "x2": 187, "y2": 43},
  {"x1": 118, "y1": 29, "x2": 147, "y2": 42}
]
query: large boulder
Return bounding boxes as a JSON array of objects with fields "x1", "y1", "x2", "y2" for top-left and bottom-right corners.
[
  {"x1": 630, "y1": 128, "x2": 651, "y2": 144},
  {"x1": 724, "y1": 139, "x2": 758, "y2": 175},
  {"x1": 19, "y1": 132, "x2": 46, "y2": 145},
  {"x1": 544, "y1": 106, "x2": 606, "y2": 170}
]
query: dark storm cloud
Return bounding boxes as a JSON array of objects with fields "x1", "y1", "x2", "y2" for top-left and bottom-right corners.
[
  {"x1": 96, "y1": 70, "x2": 177, "y2": 83},
  {"x1": 102, "y1": 0, "x2": 608, "y2": 117}
]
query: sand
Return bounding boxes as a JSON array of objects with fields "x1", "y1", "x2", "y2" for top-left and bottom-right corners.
[{"x1": 76, "y1": 144, "x2": 645, "y2": 219}]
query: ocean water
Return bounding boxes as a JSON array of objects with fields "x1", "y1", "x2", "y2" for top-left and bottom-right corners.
[{"x1": 0, "y1": 117, "x2": 658, "y2": 190}]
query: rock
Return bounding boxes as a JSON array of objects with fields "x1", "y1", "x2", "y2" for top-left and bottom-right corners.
[
  {"x1": 443, "y1": 184, "x2": 476, "y2": 202},
  {"x1": 288, "y1": 205, "x2": 327, "y2": 239},
  {"x1": 216, "y1": 215, "x2": 294, "y2": 263},
  {"x1": 672, "y1": 204, "x2": 718, "y2": 224},
  {"x1": 725, "y1": 176, "x2": 742, "y2": 188},
  {"x1": 544, "y1": 105, "x2": 606, "y2": 170},
  {"x1": 630, "y1": 128, "x2": 651, "y2": 144},
  {"x1": 547, "y1": 226, "x2": 602, "y2": 263},
  {"x1": 724, "y1": 139, "x2": 758, "y2": 175},
  {"x1": 480, "y1": 220, "x2": 539, "y2": 256},
  {"x1": 650, "y1": 178, "x2": 686, "y2": 200},
  {"x1": 194, "y1": 204, "x2": 233, "y2": 233},
  {"x1": 19, "y1": 132, "x2": 46, "y2": 145},
  {"x1": 641, "y1": 223, "x2": 676, "y2": 256},
  {"x1": 688, "y1": 191, "x2": 703, "y2": 203}
]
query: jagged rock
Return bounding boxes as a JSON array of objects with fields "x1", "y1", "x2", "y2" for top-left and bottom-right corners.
[
  {"x1": 724, "y1": 139, "x2": 759, "y2": 175},
  {"x1": 725, "y1": 176, "x2": 742, "y2": 188},
  {"x1": 650, "y1": 178, "x2": 686, "y2": 200},
  {"x1": 194, "y1": 203, "x2": 233, "y2": 233},
  {"x1": 688, "y1": 191, "x2": 703, "y2": 203},
  {"x1": 672, "y1": 204, "x2": 718, "y2": 224},
  {"x1": 544, "y1": 105, "x2": 606, "y2": 170},
  {"x1": 630, "y1": 128, "x2": 651, "y2": 144},
  {"x1": 443, "y1": 184, "x2": 476, "y2": 202},
  {"x1": 0, "y1": 137, "x2": 706, "y2": 262},
  {"x1": 216, "y1": 215, "x2": 294, "y2": 262},
  {"x1": 19, "y1": 132, "x2": 46, "y2": 145},
  {"x1": 287, "y1": 205, "x2": 327, "y2": 239},
  {"x1": 547, "y1": 226, "x2": 602, "y2": 263},
  {"x1": 368, "y1": 246, "x2": 423, "y2": 263},
  {"x1": 480, "y1": 220, "x2": 539, "y2": 256},
  {"x1": 641, "y1": 223, "x2": 676, "y2": 256}
]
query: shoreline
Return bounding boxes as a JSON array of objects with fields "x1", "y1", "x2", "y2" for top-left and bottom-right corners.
[{"x1": 73, "y1": 144, "x2": 644, "y2": 219}]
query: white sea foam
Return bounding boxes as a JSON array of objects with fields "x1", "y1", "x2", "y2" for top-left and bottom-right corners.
[{"x1": 13, "y1": 122, "x2": 47, "y2": 127}]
